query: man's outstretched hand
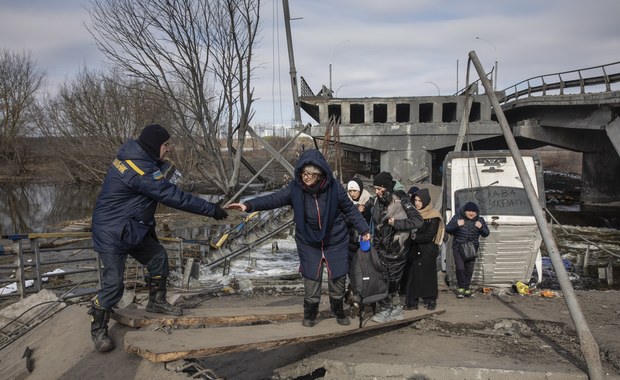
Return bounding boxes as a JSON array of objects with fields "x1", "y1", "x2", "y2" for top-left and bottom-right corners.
[{"x1": 212, "y1": 205, "x2": 228, "y2": 220}]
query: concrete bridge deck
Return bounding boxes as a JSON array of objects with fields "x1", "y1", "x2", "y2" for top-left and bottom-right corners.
[{"x1": 298, "y1": 61, "x2": 620, "y2": 204}]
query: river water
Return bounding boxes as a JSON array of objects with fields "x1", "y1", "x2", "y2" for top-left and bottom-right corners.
[
  {"x1": 1, "y1": 172, "x2": 618, "y2": 233},
  {"x1": 0, "y1": 172, "x2": 618, "y2": 290}
]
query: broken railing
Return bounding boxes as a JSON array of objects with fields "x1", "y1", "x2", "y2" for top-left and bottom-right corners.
[
  {"x1": 546, "y1": 209, "x2": 620, "y2": 287},
  {"x1": 0, "y1": 207, "x2": 294, "y2": 300},
  {"x1": 500, "y1": 60, "x2": 620, "y2": 104},
  {"x1": 0, "y1": 232, "x2": 100, "y2": 301}
]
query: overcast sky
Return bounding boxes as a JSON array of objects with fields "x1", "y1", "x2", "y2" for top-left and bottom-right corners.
[{"x1": 1, "y1": 0, "x2": 619, "y2": 127}]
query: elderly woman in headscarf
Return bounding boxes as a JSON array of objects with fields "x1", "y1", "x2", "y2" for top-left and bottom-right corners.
[
  {"x1": 227, "y1": 150, "x2": 371, "y2": 328},
  {"x1": 404, "y1": 188, "x2": 445, "y2": 310}
]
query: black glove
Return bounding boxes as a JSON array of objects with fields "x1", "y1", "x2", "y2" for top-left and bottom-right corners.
[
  {"x1": 393, "y1": 189, "x2": 407, "y2": 198},
  {"x1": 212, "y1": 205, "x2": 228, "y2": 220}
]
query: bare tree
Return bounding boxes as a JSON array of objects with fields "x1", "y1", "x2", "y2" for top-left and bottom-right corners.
[
  {"x1": 87, "y1": 0, "x2": 260, "y2": 196},
  {"x1": 37, "y1": 68, "x2": 177, "y2": 183},
  {"x1": 0, "y1": 49, "x2": 45, "y2": 175}
]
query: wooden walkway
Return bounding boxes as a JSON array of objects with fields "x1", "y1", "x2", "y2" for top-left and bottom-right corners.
[{"x1": 117, "y1": 304, "x2": 444, "y2": 362}]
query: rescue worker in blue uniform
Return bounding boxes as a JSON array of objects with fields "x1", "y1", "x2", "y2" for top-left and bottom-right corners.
[{"x1": 89, "y1": 124, "x2": 228, "y2": 352}]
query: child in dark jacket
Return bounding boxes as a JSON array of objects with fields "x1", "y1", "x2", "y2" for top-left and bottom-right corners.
[{"x1": 445, "y1": 201, "x2": 490, "y2": 298}]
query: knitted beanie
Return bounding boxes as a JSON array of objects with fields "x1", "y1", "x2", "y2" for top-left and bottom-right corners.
[
  {"x1": 139, "y1": 124, "x2": 170, "y2": 158},
  {"x1": 373, "y1": 171, "x2": 394, "y2": 191},
  {"x1": 463, "y1": 201, "x2": 480, "y2": 213}
]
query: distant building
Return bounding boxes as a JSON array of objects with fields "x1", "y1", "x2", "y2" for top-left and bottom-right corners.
[{"x1": 252, "y1": 123, "x2": 296, "y2": 138}]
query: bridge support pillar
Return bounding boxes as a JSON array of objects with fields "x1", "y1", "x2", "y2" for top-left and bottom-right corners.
[
  {"x1": 606, "y1": 117, "x2": 620, "y2": 156},
  {"x1": 581, "y1": 138, "x2": 620, "y2": 204}
]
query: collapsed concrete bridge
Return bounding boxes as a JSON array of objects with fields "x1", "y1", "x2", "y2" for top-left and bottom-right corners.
[{"x1": 298, "y1": 61, "x2": 620, "y2": 204}]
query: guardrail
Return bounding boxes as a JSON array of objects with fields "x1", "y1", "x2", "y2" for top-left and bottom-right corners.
[
  {"x1": 500, "y1": 61, "x2": 620, "y2": 104},
  {"x1": 0, "y1": 208, "x2": 294, "y2": 300},
  {"x1": 0, "y1": 232, "x2": 186, "y2": 301},
  {"x1": 0, "y1": 233, "x2": 100, "y2": 300}
]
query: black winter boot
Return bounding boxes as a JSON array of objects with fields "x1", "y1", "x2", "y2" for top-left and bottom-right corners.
[
  {"x1": 88, "y1": 305, "x2": 114, "y2": 352},
  {"x1": 145, "y1": 277, "x2": 183, "y2": 316},
  {"x1": 330, "y1": 297, "x2": 350, "y2": 326},
  {"x1": 302, "y1": 301, "x2": 319, "y2": 327}
]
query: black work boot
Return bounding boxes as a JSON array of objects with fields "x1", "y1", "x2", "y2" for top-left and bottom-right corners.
[
  {"x1": 88, "y1": 305, "x2": 114, "y2": 352},
  {"x1": 330, "y1": 297, "x2": 351, "y2": 326},
  {"x1": 145, "y1": 277, "x2": 183, "y2": 316},
  {"x1": 302, "y1": 301, "x2": 319, "y2": 327}
]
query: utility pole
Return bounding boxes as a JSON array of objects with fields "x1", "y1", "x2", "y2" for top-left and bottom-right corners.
[
  {"x1": 282, "y1": 0, "x2": 302, "y2": 127},
  {"x1": 329, "y1": 40, "x2": 350, "y2": 93},
  {"x1": 470, "y1": 50, "x2": 603, "y2": 380}
]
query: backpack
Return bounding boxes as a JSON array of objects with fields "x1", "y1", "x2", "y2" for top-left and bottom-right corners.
[{"x1": 348, "y1": 244, "x2": 388, "y2": 327}]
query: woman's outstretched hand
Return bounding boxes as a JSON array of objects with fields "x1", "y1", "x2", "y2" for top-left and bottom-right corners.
[{"x1": 225, "y1": 203, "x2": 247, "y2": 212}]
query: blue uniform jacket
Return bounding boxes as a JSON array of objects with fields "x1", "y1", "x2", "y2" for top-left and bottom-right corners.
[
  {"x1": 445, "y1": 207, "x2": 490, "y2": 249},
  {"x1": 245, "y1": 149, "x2": 370, "y2": 280},
  {"x1": 92, "y1": 139, "x2": 217, "y2": 254}
]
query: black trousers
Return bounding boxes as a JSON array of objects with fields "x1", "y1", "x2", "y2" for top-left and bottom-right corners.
[
  {"x1": 96, "y1": 236, "x2": 169, "y2": 309},
  {"x1": 453, "y1": 245, "x2": 475, "y2": 289}
]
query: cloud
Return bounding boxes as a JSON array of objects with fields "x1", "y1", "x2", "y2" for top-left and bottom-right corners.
[{"x1": 2, "y1": 0, "x2": 618, "y2": 126}]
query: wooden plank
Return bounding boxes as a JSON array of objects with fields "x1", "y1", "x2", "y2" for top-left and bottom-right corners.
[
  {"x1": 112, "y1": 305, "x2": 334, "y2": 328},
  {"x1": 123, "y1": 309, "x2": 445, "y2": 362}
]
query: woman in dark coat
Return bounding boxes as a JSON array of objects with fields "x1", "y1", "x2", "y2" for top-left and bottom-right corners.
[
  {"x1": 404, "y1": 188, "x2": 444, "y2": 310},
  {"x1": 227, "y1": 149, "x2": 371, "y2": 327},
  {"x1": 369, "y1": 172, "x2": 424, "y2": 323}
]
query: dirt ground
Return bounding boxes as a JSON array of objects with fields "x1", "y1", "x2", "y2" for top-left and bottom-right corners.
[{"x1": 1, "y1": 283, "x2": 620, "y2": 380}]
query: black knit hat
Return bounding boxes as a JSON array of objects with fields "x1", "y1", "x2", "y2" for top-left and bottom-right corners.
[
  {"x1": 373, "y1": 171, "x2": 394, "y2": 191},
  {"x1": 139, "y1": 124, "x2": 170, "y2": 158},
  {"x1": 408, "y1": 186, "x2": 420, "y2": 196},
  {"x1": 463, "y1": 201, "x2": 480, "y2": 213}
]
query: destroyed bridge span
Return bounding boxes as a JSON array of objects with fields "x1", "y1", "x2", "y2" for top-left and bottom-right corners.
[{"x1": 299, "y1": 61, "x2": 620, "y2": 204}]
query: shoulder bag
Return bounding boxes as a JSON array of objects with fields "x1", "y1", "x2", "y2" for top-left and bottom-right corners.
[{"x1": 458, "y1": 241, "x2": 478, "y2": 262}]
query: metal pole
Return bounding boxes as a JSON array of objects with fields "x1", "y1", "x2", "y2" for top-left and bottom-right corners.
[
  {"x1": 475, "y1": 36, "x2": 498, "y2": 91},
  {"x1": 456, "y1": 59, "x2": 459, "y2": 94},
  {"x1": 468, "y1": 50, "x2": 603, "y2": 380},
  {"x1": 329, "y1": 63, "x2": 332, "y2": 92},
  {"x1": 282, "y1": 0, "x2": 302, "y2": 127},
  {"x1": 32, "y1": 238, "x2": 41, "y2": 292},
  {"x1": 494, "y1": 60, "x2": 499, "y2": 91},
  {"x1": 225, "y1": 124, "x2": 310, "y2": 206},
  {"x1": 17, "y1": 240, "x2": 26, "y2": 299},
  {"x1": 425, "y1": 81, "x2": 440, "y2": 96},
  {"x1": 454, "y1": 83, "x2": 477, "y2": 152},
  {"x1": 329, "y1": 40, "x2": 350, "y2": 94}
]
